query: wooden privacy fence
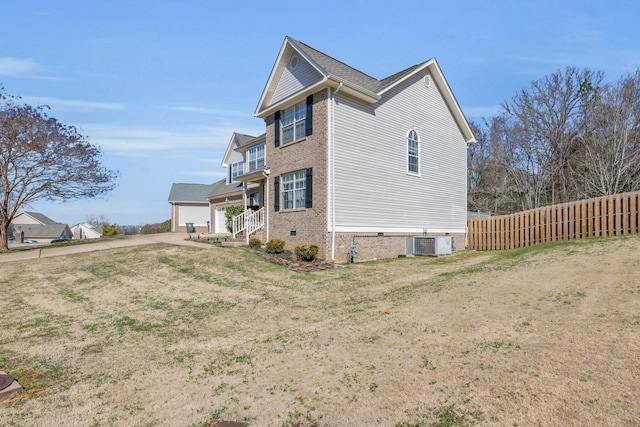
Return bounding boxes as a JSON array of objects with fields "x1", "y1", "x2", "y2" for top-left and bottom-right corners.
[{"x1": 467, "y1": 190, "x2": 640, "y2": 250}]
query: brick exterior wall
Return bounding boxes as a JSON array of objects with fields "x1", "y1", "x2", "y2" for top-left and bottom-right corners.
[
  {"x1": 266, "y1": 89, "x2": 330, "y2": 259},
  {"x1": 332, "y1": 232, "x2": 466, "y2": 263}
]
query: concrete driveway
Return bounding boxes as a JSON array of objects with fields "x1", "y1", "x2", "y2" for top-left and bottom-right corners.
[{"x1": 0, "y1": 233, "x2": 216, "y2": 263}]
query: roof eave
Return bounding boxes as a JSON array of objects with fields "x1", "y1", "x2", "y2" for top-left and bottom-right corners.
[{"x1": 254, "y1": 78, "x2": 380, "y2": 119}]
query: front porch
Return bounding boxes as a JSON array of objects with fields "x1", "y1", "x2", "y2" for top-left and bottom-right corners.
[{"x1": 230, "y1": 167, "x2": 270, "y2": 244}]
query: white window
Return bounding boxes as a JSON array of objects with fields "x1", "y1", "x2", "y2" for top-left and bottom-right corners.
[
  {"x1": 282, "y1": 101, "x2": 306, "y2": 144},
  {"x1": 247, "y1": 144, "x2": 265, "y2": 172},
  {"x1": 230, "y1": 162, "x2": 243, "y2": 181},
  {"x1": 281, "y1": 170, "x2": 306, "y2": 210},
  {"x1": 408, "y1": 130, "x2": 420, "y2": 175}
]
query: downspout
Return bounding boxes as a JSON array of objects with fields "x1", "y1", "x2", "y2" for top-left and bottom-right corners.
[{"x1": 330, "y1": 83, "x2": 342, "y2": 261}]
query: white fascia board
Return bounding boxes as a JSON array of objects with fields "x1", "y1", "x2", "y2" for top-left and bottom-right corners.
[
  {"x1": 330, "y1": 225, "x2": 467, "y2": 234},
  {"x1": 221, "y1": 133, "x2": 240, "y2": 167},
  {"x1": 254, "y1": 37, "x2": 330, "y2": 117},
  {"x1": 255, "y1": 80, "x2": 328, "y2": 119}
]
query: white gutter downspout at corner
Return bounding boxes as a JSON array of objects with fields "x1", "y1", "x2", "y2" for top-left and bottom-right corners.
[{"x1": 330, "y1": 83, "x2": 343, "y2": 261}]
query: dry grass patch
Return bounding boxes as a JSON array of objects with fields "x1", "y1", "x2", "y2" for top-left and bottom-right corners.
[{"x1": 0, "y1": 238, "x2": 639, "y2": 426}]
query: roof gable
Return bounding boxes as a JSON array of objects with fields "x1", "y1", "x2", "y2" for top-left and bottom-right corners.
[
  {"x1": 222, "y1": 133, "x2": 257, "y2": 167},
  {"x1": 253, "y1": 37, "x2": 476, "y2": 143},
  {"x1": 13, "y1": 211, "x2": 56, "y2": 225}
]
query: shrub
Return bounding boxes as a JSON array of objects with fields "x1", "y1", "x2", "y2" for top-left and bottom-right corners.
[
  {"x1": 265, "y1": 238, "x2": 285, "y2": 254},
  {"x1": 249, "y1": 238, "x2": 262, "y2": 249},
  {"x1": 224, "y1": 205, "x2": 245, "y2": 233},
  {"x1": 294, "y1": 243, "x2": 319, "y2": 261},
  {"x1": 102, "y1": 223, "x2": 120, "y2": 237}
]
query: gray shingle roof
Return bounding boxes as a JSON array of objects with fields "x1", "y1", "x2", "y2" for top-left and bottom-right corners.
[
  {"x1": 14, "y1": 223, "x2": 71, "y2": 239},
  {"x1": 24, "y1": 211, "x2": 56, "y2": 224},
  {"x1": 236, "y1": 133, "x2": 266, "y2": 149},
  {"x1": 208, "y1": 179, "x2": 243, "y2": 198},
  {"x1": 292, "y1": 39, "x2": 380, "y2": 93},
  {"x1": 292, "y1": 37, "x2": 430, "y2": 94},
  {"x1": 168, "y1": 183, "x2": 216, "y2": 203}
]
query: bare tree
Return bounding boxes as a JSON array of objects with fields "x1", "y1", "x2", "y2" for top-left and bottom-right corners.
[
  {"x1": 577, "y1": 70, "x2": 640, "y2": 196},
  {"x1": 0, "y1": 89, "x2": 118, "y2": 250},
  {"x1": 502, "y1": 67, "x2": 604, "y2": 205}
]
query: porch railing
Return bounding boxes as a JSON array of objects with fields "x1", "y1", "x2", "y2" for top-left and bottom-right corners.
[{"x1": 232, "y1": 207, "x2": 265, "y2": 241}]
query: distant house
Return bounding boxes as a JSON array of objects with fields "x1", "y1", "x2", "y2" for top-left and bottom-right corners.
[
  {"x1": 168, "y1": 180, "x2": 247, "y2": 234},
  {"x1": 168, "y1": 183, "x2": 217, "y2": 234},
  {"x1": 70, "y1": 222, "x2": 102, "y2": 239},
  {"x1": 11, "y1": 212, "x2": 72, "y2": 242}
]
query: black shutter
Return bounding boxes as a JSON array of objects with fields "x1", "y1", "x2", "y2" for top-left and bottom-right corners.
[
  {"x1": 228, "y1": 167, "x2": 232, "y2": 183},
  {"x1": 305, "y1": 168, "x2": 313, "y2": 208},
  {"x1": 274, "y1": 111, "x2": 280, "y2": 147},
  {"x1": 305, "y1": 95, "x2": 313, "y2": 136},
  {"x1": 274, "y1": 176, "x2": 280, "y2": 212}
]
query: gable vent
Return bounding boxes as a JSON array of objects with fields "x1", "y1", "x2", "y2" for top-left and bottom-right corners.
[{"x1": 289, "y1": 54, "x2": 299, "y2": 70}]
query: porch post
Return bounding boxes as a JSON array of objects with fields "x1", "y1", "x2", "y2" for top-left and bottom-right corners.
[
  {"x1": 243, "y1": 182, "x2": 249, "y2": 244},
  {"x1": 265, "y1": 176, "x2": 270, "y2": 242}
]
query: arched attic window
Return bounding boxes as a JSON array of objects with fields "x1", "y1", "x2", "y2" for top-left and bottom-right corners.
[{"x1": 407, "y1": 129, "x2": 420, "y2": 175}]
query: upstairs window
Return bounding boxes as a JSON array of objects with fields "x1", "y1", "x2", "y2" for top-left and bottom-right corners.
[
  {"x1": 282, "y1": 101, "x2": 306, "y2": 144},
  {"x1": 247, "y1": 144, "x2": 265, "y2": 172},
  {"x1": 408, "y1": 130, "x2": 420, "y2": 175},
  {"x1": 274, "y1": 95, "x2": 313, "y2": 147},
  {"x1": 229, "y1": 161, "x2": 243, "y2": 182}
]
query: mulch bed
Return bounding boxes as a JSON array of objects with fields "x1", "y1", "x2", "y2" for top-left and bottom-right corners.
[
  {"x1": 184, "y1": 237, "x2": 333, "y2": 272},
  {"x1": 245, "y1": 248, "x2": 333, "y2": 273}
]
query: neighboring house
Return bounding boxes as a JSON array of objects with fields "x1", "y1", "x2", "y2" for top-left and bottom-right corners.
[
  {"x1": 11, "y1": 211, "x2": 73, "y2": 242},
  {"x1": 70, "y1": 222, "x2": 102, "y2": 240},
  {"x1": 168, "y1": 183, "x2": 221, "y2": 234},
  {"x1": 172, "y1": 36, "x2": 476, "y2": 262}
]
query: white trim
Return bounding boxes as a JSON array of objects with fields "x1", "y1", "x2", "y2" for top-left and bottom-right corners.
[
  {"x1": 330, "y1": 225, "x2": 466, "y2": 234},
  {"x1": 407, "y1": 129, "x2": 420, "y2": 176}
]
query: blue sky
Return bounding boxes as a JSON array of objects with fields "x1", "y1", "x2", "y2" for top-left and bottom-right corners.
[{"x1": 2, "y1": 0, "x2": 639, "y2": 226}]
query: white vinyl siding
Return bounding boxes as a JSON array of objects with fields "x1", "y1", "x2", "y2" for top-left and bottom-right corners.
[
  {"x1": 272, "y1": 51, "x2": 323, "y2": 105},
  {"x1": 331, "y1": 71, "x2": 467, "y2": 231}
]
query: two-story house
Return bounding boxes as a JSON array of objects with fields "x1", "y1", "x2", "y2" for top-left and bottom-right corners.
[{"x1": 170, "y1": 36, "x2": 475, "y2": 261}]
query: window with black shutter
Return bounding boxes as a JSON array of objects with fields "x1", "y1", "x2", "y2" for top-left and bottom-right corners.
[
  {"x1": 305, "y1": 95, "x2": 313, "y2": 136},
  {"x1": 274, "y1": 111, "x2": 281, "y2": 147},
  {"x1": 274, "y1": 176, "x2": 280, "y2": 211},
  {"x1": 305, "y1": 168, "x2": 313, "y2": 208}
]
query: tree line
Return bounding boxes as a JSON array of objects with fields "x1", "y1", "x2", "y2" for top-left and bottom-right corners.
[{"x1": 468, "y1": 66, "x2": 640, "y2": 215}]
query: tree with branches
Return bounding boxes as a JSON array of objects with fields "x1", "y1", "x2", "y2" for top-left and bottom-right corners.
[{"x1": 0, "y1": 88, "x2": 118, "y2": 250}]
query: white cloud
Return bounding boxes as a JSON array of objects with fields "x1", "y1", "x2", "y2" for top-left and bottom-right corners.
[
  {"x1": 22, "y1": 96, "x2": 124, "y2": 112},
  {"x1": 79, "y1": 123, "x2": 263, "y2": 156},
  {"x1": 0, "y1": 57, "x2": 56, "y2": 80},
  {"x1": 0, "y1": 57, "x2": 41, "y2": 76},
  {"x1": 162, "y1": 105, "x2": 249, "y2": 117}
]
